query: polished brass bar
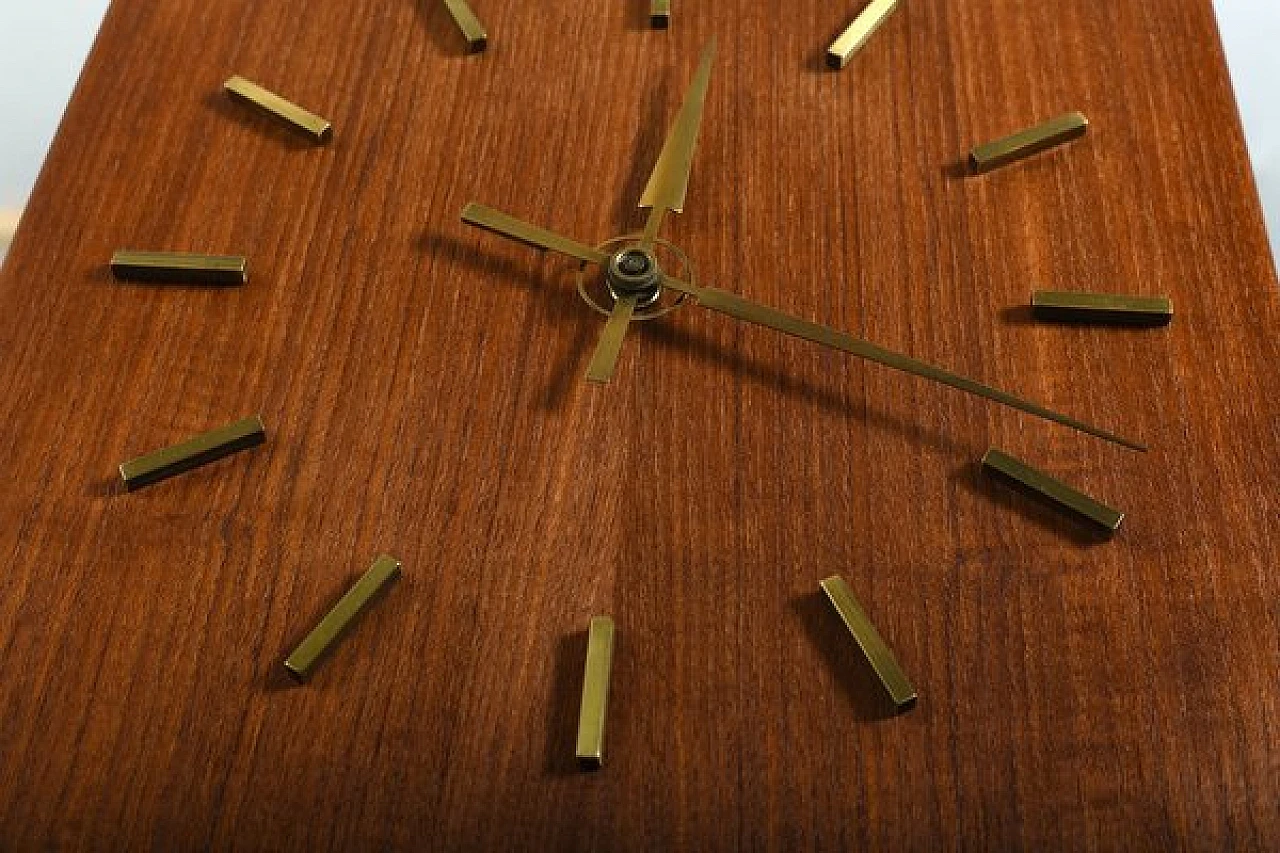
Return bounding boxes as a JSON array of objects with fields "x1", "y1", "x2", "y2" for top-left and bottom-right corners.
[
  {"x1": 982, "y1": 448, "x2": 1124, "y2": 535},
  {"x1": 119, "y1": 415, "x2": 265, "y2": 491},
  {"x1": 819, "y1": 576, "x2": 917, "y2": 711},
  {"x1": 285, "y1": 555, "x2": 402, "y2": 682},
  {"x1": 1031, "y1": 291, "x2": 1173, "y2": 326},
  {"x1": 969, "y1": 112, "x2": 1088, "y2": 174},
  {"x1": 223, "y1": 75, "x2": 332, "y2": 142},
  {"x1": 827, "y1": 0, "x2": 899, "y2": 70},
  {"x1": 110, "y1": 250, "x2": 247, "y2": 285},
  {"x1": 443, "y1": 0, "x2": 488, "y2": 52},
  {"x1": 651, "y1": 0, "x2": 671, "y2": 28},
  {"x1": 575, "y1": 616, "x2": 616, "y2": 769}
]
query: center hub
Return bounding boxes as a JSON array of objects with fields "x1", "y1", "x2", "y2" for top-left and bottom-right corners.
[{"x1": 605, "y1": 247, "x2": 663, "y2": 307}]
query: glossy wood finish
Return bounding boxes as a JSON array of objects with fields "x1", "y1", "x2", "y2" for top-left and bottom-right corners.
[{"x1": 1, "y1": 0, "x2": 1277, "y2": 849}]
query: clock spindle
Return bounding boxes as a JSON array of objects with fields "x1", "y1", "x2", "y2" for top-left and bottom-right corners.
[{"x1": 581, "y1": 39, "x2": 716, "y2": 382}]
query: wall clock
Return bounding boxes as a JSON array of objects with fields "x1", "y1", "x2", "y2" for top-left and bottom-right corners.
[{"x1": 0, "y1": 0, "x2": 1277, "y2": 850}]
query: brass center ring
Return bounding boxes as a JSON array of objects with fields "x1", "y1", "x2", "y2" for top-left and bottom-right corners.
[{"x1": 576, "y1": 233, "x2": 695, "y2": 320}]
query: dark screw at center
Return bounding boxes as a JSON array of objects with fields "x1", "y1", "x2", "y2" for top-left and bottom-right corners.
[{"x1": 617, "y1": 251, "x2": 651, "y2": 276}]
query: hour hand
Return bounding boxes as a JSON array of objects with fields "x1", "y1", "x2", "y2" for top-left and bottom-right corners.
[
  {"x1": 461, "y1": 203, "x2": 608, "y2": 266},
  {"x1": 585, "y1": 38, "x2": 716, "y2": 382},
  {"x1": 583, "y1": 247, "x2": 665, "y2": 383},
  {"x1": 638, "y1": 38, "x2": 716, "y2": 247}
]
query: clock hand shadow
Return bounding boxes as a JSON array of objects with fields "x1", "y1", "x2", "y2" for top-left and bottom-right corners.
[
  {"x1": 420, "y1": 231, "x2": 587, "y2": 323},
  {"x1": 422, "y1": 232, "x2": 609, "y2": 406},
  {"x1": 790, "y1": 591, "x2": 909, "y2": 721},
  {"x1": 201, "y1": 92, "x2": 319, "y2": 152},
  {"x1": 635, "y1": 319, "x2": 969, "y2": 458},
  {"x1": 608, "y1": 71, "x2": 669, "y2": 234}
]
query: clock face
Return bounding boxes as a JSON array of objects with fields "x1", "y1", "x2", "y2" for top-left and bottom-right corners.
[{"x1": 1, "y1": 0, "x2": 1277, "y2": 849}]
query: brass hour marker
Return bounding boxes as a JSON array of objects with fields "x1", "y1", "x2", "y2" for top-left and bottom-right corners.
[
  {"x1": 443, "y1": 0, "x2": 488, "y2": 52},
  {"x1": 819, "y1": 576, "x2": 917, "y2": 712},
  {"x1": 982, "y1": 448, "x2": 1124, "y2": 535},
  {"x1": 575, "y1": 616, "x2": 616, "y2": 769},
  {"x1": 1031, "y1": 291, "x2": 1174, "y2": 326},
  {"x1": 827, "y1": 0, "x2": 899, "y2": 70},
  {"x1": 223, "y1": 75, "x2": 332, "y2": 142},
  {"x1": 119, "y1": 415, "x2": 265, "y2": 491},
  {"x1": 969, "y1": 112, "x2": 1089, "y2": 174},
  {"x1": 651, "y1": 0, "x2": 671, "y2": 28},
  {"x1": 285, "y1": 555, "x2": 402, "y2": 682},
  {"x1": 110, "y1": 250, "x2": 247, "y2": 285}
]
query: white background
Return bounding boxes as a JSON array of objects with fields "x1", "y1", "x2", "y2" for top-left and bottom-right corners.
[{"x1": 1, "y1": 1, "x2": 1278, "y2": 265}]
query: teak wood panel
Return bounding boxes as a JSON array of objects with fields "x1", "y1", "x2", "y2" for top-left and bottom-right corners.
[{"x1": 1, "y1": 0, "x2": 1277, "y2": 849}]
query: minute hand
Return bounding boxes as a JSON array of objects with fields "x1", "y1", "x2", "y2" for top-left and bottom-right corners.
[{"x1": 661, "y1": 275, "x2": 1146, "y2": 452}]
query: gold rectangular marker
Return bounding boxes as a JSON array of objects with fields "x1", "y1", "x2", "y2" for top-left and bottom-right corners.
[
  {"x1": 651, "y1": 0, "x2": 671, "y2": 29},
  {"x1": 110, "y1": 250, "x2": 247, "y2": 285},
  {"x1": 1031, "y1": 291, "x2": 1173, "y2": 326},
  {"x1": 575, "y1": 616, "x2": 616, "y2": 769},
  {"x1": 119, "y1": 415, "x2": 265, "y2": 491},
  {"x1": 827, "y1": 0, "x2": 899, "y2": 70},
  {"x1": 443, "y1": 0, "x2": 488, "y2": 52},
  {"x1": 285, "y1": 555, "x2": 402, "y2": 682},
  {"x1": 819, "y1": 576, "x2": 917, "y2": 712},
  {"x1": 223, "y1": 75, "x2": 332, "y2": 142},
  {"x1": 982, "y1": 448, "x2": 1124, "y2": 535},
  {"x1": 969, "y1": 112, "x2": 1089, "y2": 174}
]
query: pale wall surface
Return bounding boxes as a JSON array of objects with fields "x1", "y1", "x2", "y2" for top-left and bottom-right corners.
[
  {"x1": 0, "y1": 2, "x2": 1278, "y2": 265},
  {"x1": 0, "y1": 1, "x2": 111, "y2": 210},
  {"x1": 1215, "y1": 0, "x2": 1280, "y2": 269}
]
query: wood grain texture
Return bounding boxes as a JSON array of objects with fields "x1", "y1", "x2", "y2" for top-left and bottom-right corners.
[{"x1": 1, "y1": 0, "x2": 1277, "y2": 849}]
